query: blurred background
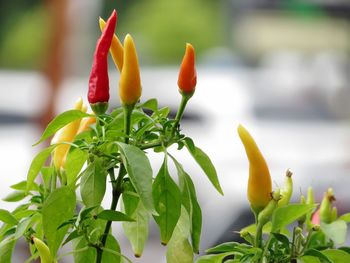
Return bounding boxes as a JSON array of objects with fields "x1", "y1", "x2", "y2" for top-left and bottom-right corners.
[{"x1": 0, "y1": 0, "x2": 350, "y2": 262}]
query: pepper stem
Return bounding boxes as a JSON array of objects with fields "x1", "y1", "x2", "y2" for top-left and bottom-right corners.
[{"x1": 171, "y1": 94, "x2": 190, "y2": 137}]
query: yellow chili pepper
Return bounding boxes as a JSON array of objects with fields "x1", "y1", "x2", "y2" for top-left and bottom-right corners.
[
  {"x1": 238, "y1": 125, "x2": 272, "y2": 213},
  {"x1": 99, "y1": 17, "x2": 124, "y2": 72},
  {"x1": 77, "y1": 115, "x2": 96, "y2": 134},
  {"x1": 119, "y1": 34, "x2": 141, "y2": 106},
  {"x1": 51, "y1": 98, "x2": 86, "y2": 170},
  {"x1": 32, "y1": 237, "x2": 56, "y2": 263}
]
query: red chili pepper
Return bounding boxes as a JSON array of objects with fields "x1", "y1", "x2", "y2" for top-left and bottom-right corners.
[
  {"x1": 88, "y1": 10, "x2": 117, "y2": 114},
  {"x1": 177, "y1": 43, "x2": 197, "y2": 97}
]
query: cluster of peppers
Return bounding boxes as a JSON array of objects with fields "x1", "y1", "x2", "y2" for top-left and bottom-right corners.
[{"x1": 32, "y1": 9, "x2": 198, "y2": 261}]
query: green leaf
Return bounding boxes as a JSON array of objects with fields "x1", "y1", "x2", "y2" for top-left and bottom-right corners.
[
  {"x1": 339, "y1": 213, "x2": 350, "y2": 223},
  {"x1": 117, "y1": 142, "x2": 155, "y2": 214},
  {"x1": 172, "y1": 156, "x2": 202, "y2": 253},
  {"x1": 80, "y1": 158, "x2": 107, "y2": 207},
  {"x1": 2, "y1": 191, "x2": 27, "y2": 202},
  {"x1": 62, "y1": 230, "x2": 80, "y2": 246},
  {"x1": 196, "y1": 252, "x2": 234, "y2": 263},
  {"x1": 322, "y1": 249, "x2": 350, "y2": 262},
  {"x1": 153, "y1": 156, "x2": 181, "y2": 244},
  {"x1": 321, "y1": 220, "x2": 347, "y2": 245},
  {"x1": 339, "y1": 247, "x2": 350, "y2": 254},
  {"x1": 33, "y1": 110, "x2": 90, "y2": 145},
  {"x1": 26, "y1": 145, "x2": 57, "y2": 192},
  {"x1": 0, "y1": 235, "x2": 16, "y2": 263},
  {"x1": 10, "y1": 181, "x2": 39, "y2": 192},
  {"x1": 65, "y1": 148, "x2": 88, "y2": 185},
  {"x1": 0, "y1": 210, "x2": 18, "y2": 225},
  {"x1": 299, "y1": 256, "x2": 321, "y2": 263},
  {"x1": 122, "y1": 180, "x2": 140, "y2": 216},
  {"x1": 96, "y1": 210, "x2": 134, "y2": 222},
  {"x1": 271, "y1": 233, "x2": 290, "y2": 253},
  {"x1": 184, "y1": 142, "x2": 223, "y2": 195},
  {"x1": 14, "y1": 213, "x2": 41, "y2": 239},
  {"x1": 42, "y1": 186, "x2": 76, "y2": 256},
  {"x1": 102, "y1": 235, "x2": 121, "y2": 263},
  {"x1": 122, "y1": 201, "x2": 149, "y2": 257},
  {"x1": 271, "y1": 204, "x2": 316, "y2": 232},
  {"x1": 140, "y1": 98, "x2": 158, "y2": 112},
  {"x1": 206, "y1": 242, "x2": 242, "y2": 253},
  {"x1": 304, "y1": 249, "x2": 332, "y2": 263},
  {"x1": 73, "y1": 237, "x2": 96, "y2": 263},
  {"x1": 166, "y1": 207, "x2": 193, "y2": 263}
]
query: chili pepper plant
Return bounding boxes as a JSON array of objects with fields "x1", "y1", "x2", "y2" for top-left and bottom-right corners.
[
  {"x1": 197, "y1": 126, "x2": 350, "y2": 263},
  {"x1": 0, "y1": 10, "x2": 223, "y2": 263}
]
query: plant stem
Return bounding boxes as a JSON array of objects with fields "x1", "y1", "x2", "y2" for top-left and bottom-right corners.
[
  {"x1": 96, "y1": 105, "x2": 133, "y2": 263},
  {"x1": 255, "y1": 223, "x2": 263, "y2": 248},
  {"x1": 140, "y1": 141, "x2": 162, "y2": 150},
  {"x1": 171, "y1": 95, "x2": 190, "y2": 137}
]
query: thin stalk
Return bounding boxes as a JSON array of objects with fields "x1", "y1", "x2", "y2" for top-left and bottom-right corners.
[
  {"x1": 171, "y1": 95, "x2": 190, "y2": 137},
  {"x1": 96, "y1": 105, "x2": 133, "y2": 263},
  {"x1": 140, "y1": 141, "x2": 162, "y2": 150},
  {"x1": 255, "y1": 223, "x2": 263, "y2": 248}
]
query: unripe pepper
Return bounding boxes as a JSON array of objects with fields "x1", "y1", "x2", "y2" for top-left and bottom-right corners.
[
  {"x1": 258, "y1": 190, "x2": 281, "y2": 226},
  {"x1": 306, "y1": 186, "x2": 315, "y2": 205},
  {"x1": 32, "y1": 236, "x2": 56, "y2": 263},
  {"x1": 88, "y1": 10, "x2": 117, "y2": 114},
  {"x1": 320, "y1": 188, "x2": 336, "y2": 224},
  {"x1": 119, "y1": 34, "x2": 141, "y2": 106},
  {"x1": 177, "y1": 43, "x2": 197, "y2": 97},
  {"x1": 278, "y1": 169, "x2": 293, "y2": 207},
  {"x1": 51, "y1": 98, "x2": 86, "y2": 170},
  {"x1": 238, "y1": 125, "x2": 272, "y2": 213},
  {"x1": 99, "y1": 17, "x2": 124, "y2": 72}
]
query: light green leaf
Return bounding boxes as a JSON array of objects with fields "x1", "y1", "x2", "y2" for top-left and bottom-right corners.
[
  {"x1": 117, "y1": 142, "x2": 155, "y2": 214},
  {"x1": 196, "y1": 252, "x2": 234, "y2": 263},
  {"x1": 80, "y1": 158, "x2": 107, "y2": 207},
  {"x1": 304, "y1": 249, "x2": 332, "y2": 263},
  {"x1": 42, "y1": 186, "x2": 76, "y2": 256},
  {"x1": 321, "y1": 220, "x2": 347, "y2": 245},
  {"x1": 271, "y1": 204, "x2": 316, "y2": 232},
  {"x1": 339, "y1": 213, "x2": 350, "y2": 223},
  {"x1": 73, "y1": 237, "x2": 96, "y2": 263},
  {"x1": 101, "y1": 235, "x2": 121, "y2": 263},
  {"x1": 65, "y1": 148, "x2": 88, "y2": 185},
  {"x1": 0, "y1": 235, "x2": 16, "y2": 263},
  {"x1": 166, "y1": 207, "x2": 193, "y2": 263},
  {"x1": 184, "y1": 142, "x2": 223, "y2": 195},
  {"x1": 0, "y1": 210, "x2": 18, "y2": 225},
  {"x1": 140, "y1": 98, "x2": 158, "y2": 112},
  {"x1": 15, "y1": 213, "x2": 41, "y2": 239},
  {"x1": 171, "y1": 156, "x2": 202, "y2": 253},
  {"x1": 96, "y1": 210, "x2": 134, "y2": 222},
  {"x1": 122, "y1": 201, "x2": 149, "y2": 257},
  {"x1": 153, "y1": 156, "x2": 181, "y2": 244},
  {"x1": 33, "y1": 110, "x2": 90, "y2": 145},
  {"x1": 2, "y1": 191, "x2": 27, "y2": 202},
  {"x1": 322, "y1": 249, "x2": 350, "y2": 262},
  {"x1": 26, "y1": 145, "x2": 57, "y2": 192},
  {"x1": 122, "y1": 180, "x2": 140, "y2": 216},
  {"x1": 299, "y1": 256, "x2": 321, "y2": 263},
  {"x1": 10, "y1": 181, "x2": 39, "y2": 192}
]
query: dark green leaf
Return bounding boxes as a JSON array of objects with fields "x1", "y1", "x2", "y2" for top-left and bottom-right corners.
[
  {"x1": 0, "y1": 210, "x2": 18, "y2": 225},
  {"x1": 33, "y1": 110, "x2": 90, "y2": 145},
  {"x1": 321, "y1": 220, "x2": 347, "y2": 245},
  {"x1": 117, "y1": 142, "x2": 155, "y2": 214},
  {"x1": 304, "y1": 249, "x2": 332, "y2": 263},
  {"x1": 2, "y1": 191, "x2": 27, "y2": 202},
  {"x1": 42, "y1": 186, "x2": 76, "y2": 256},
  {"x1": 172, "y1": 156, "x2": 202, "y2": 253},
  {"x1": 140, "y1": 98, "x2": 158, "y2": 112},
  {"x1": 101, "y1": 235, "x2": 121, "y2": 263},
  {"x1": 271, "y1": 204, "x2": 316, "y2": 232},
  {"x1": 122, "y1": 201, "x2": 149, "y2": 257},
  {"x1": 339, "y1": 247, "x2": 350, "y2": 254},
  {"x1": 62, "y1": 230, "x2": 80, "y2": 246},
  {"x1": 80, "y1": 159, "x2": 107, "y2": 207},
  {"x1": 184, "y1": 142, "x2": 223, "y2": 195},
  {"x1": 299, "y1": 256, "x2": 321, "y2": 263},
  {"x1": 271, "y1": 233, "x2": 290, "y2": 253},
  {"x1": 65, "y1": 148, "x2": 88, "y2": 186},
  {"x1": 77, "y1": 206, "x2": 99, "y2": 224},
  {"x1": 322, "y1": 249, "x2": 350, "y2": 262},
  {"x1": 166, "y1": 207, "x2": 193, "y2": 263},
  {"x1": 196, "y1": 252, "x2": 235, "y2": 263},
  {"x1": 152, "y1": 156, "x2": 181, "y2": 244},
  {"x1": 0, "y1": 235, "x2": 16, "y2": 263},
  {"x1": 206, "y1": 242, "x2": 241, "y2": 253},
  {"x1": 96, "y1": 210, "x2": 134, "y2": 222},
  {"x1": 26, "y1": 145, "x2": 56, "y2": 192}
]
